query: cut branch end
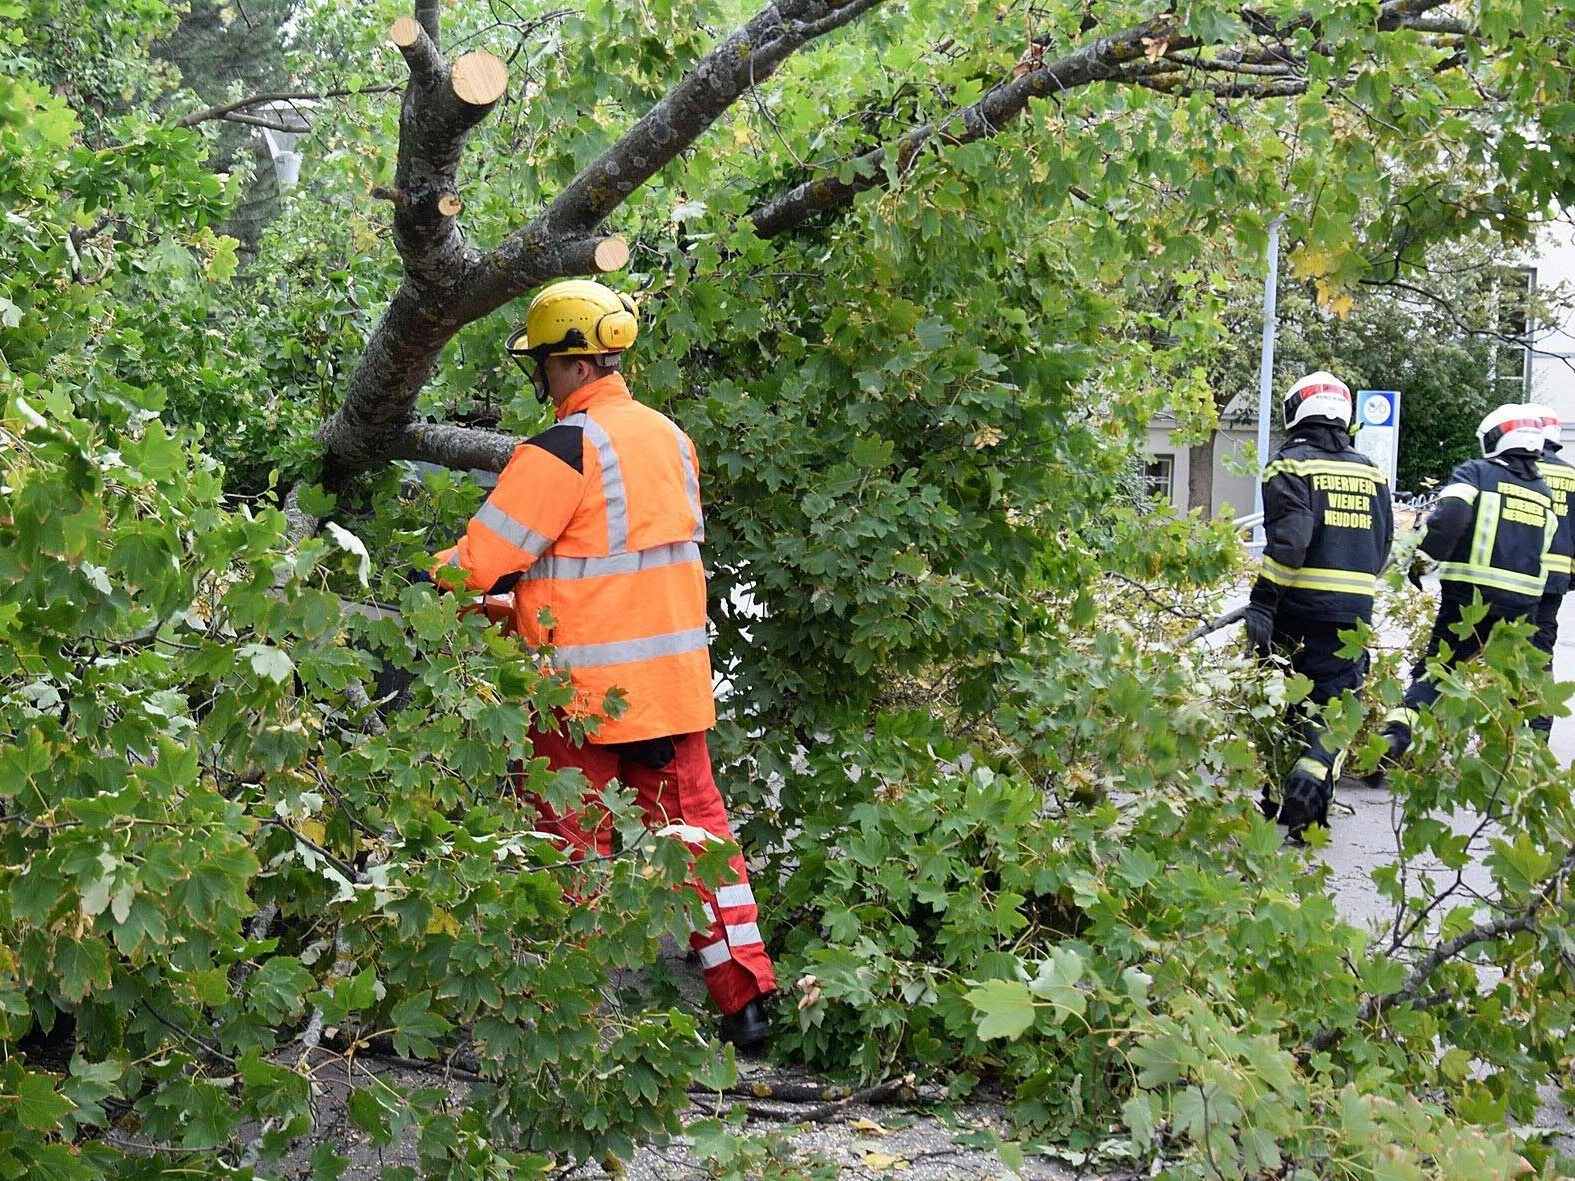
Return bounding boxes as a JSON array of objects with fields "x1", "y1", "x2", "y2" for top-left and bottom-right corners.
[
  {"x1": 437, "y1": 193, "x2": 464, "y2": 217},
  {"x1": 451, "y1": 52, "x2": 508, "y2": 107},
  {"x1": 593, "y1": 236, "x2": 630, "y2": 272},
  {"x1": 389, "y1": 16, "x2": 424, "y2": 47}
]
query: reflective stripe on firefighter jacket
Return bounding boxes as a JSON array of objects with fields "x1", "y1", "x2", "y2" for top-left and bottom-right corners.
[
  {"x1": 1422, "y1": 455, "x2": 1555, "y2": 614},
  {"x1": 1536, "y1": 451, "x2": 1575, "y2": 596},
  {"x1": 1251, "y1": 434, "x2": 1394, "y2": 624},
  {"x1": 435, "y1": 373, "x2": 715, "y2": 743}
]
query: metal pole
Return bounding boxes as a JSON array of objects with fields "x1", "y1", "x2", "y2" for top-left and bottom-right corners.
[{"x1": 1252, "y1": 214, "x2": 1284, "y2": 547}]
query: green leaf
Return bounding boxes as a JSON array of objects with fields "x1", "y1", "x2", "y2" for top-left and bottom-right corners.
[
  {"x1": 964, "y1": 979, "x2": 1037, "y2": 1040},
  {"x1": 250, "y1": 957, "x2": 315, "y2": 1023},
  {"x1": 347, "y1": 1086, "x2": 395, "y2": 1143},
  {"x1": 54, "y1": 937, "x2": 110, "y2": 1003},
  {"x1": 1026, "y1": 948, "x2": 1088, "y2": 1025},
  {"x1": 243, "y1": 642, "x2": 295, "y2": 684},
  {"x1": 13, "y1": 1070, "x2": 74, "y2": 1131},
  {"x1": 388, "y1": 990, "x2": 453, "y2": 1058}
]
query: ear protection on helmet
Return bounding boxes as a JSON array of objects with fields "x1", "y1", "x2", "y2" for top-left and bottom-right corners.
[{"x1": 594, "y1": 293, "x2": 638, "y2": 351}]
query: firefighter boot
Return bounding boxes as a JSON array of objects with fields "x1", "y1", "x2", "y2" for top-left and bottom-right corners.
[
  {"x1": 1358, "y1": 724, "x2": 1410, "y2": 789},
  {"x1": 719, "y1": 998, "x2": 771, "y2": 1050}
]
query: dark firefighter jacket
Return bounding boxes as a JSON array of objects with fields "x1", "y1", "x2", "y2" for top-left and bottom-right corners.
[
  {"x1": 1421, "y1": 452, "x2": 1555, "y2": 616},
  {"x1": 1536, "y1": 446, "x2": 1575, "y2": 597},
  {"x1": 1250, "y1": 424, "x2": 1395, "y2": 625}
]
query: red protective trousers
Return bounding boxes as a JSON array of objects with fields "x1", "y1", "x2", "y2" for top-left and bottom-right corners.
[{"x1": 524, "y1": 725, "x2": 776, "y2": 1016}]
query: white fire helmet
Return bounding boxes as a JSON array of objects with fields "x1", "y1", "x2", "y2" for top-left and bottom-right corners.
[
  {"x1": 1477, "y1": 404, "x2": 1546, "y2": 458},
  {"x1": 1282, "y1": 370, "x2": 1352, "y2": 430},
  {"x1": 1524, "y1": 401, "x2": 1561, "y2": 448}
]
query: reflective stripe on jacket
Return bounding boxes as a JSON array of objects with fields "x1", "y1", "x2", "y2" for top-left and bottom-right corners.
[
  {"x1": 1422, "y1": 455, "x2": 1555, "y2": 615},
  {"x1": 436, "y1": 373, "x2": 715, "y2": 742},
  {"x1": 1536, "y1": 451, "x2": 1575, "y2": 596},
  {"x1": 1252, "y1": 433, "x2": 1394, "y2": 624}
]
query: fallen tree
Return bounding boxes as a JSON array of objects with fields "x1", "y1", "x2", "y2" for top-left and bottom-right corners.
[{"x1": 7, "y1": 0, "x2": 1575, "y2": 1174}]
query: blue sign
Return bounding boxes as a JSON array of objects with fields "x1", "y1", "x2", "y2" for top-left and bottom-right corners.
[{"x1": 1354, "y1": 390, "x2": 1401, "y2": 488}]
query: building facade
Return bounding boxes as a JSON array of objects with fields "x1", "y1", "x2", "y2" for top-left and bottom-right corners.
[{"x1": 1528, "y1": 218, "x2": 1575, "y2": 435}]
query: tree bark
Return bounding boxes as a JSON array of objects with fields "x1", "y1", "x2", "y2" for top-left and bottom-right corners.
[
  {"x1": 317, "y1": 0, "x2": 890, "y2": 483},
  {"x1": 1187, "y1": 434, "x2": 1216, "y2": 516},
  {"x1": 390, "y1": 421, "x2": 517, "y2": 473},
  {"x1": 462, "y1": 0, "x2": 889, "y2": 312}
]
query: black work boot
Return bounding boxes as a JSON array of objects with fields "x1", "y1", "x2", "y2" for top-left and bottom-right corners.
[
  {"x1": 1358, "y1": 726, "x2": 1410, "y2": 789},
  {"x1": 719, "y1": 998, "x2": 771, "y2": 1050}
]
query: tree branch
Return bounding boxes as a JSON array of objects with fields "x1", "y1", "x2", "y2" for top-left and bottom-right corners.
[
  {"x1": 1306, "y1": 843, "x2": 1575, "y2": 1055},
  {"x1": 390, "y1": 421, "x2": 518, "y2": 473},
  {"x1": 750, "y1": 16, "x2": 1190, "y2": 237},
  {"x1": 174, "y1": 86, "x2": 397, "y2": 130},
  {"x1": 1404, "y1": 14, "x2": 1472, "y2": 32},
  {"x1": 1157, "y1": 50, "x2": 1300, "y2": 77},
  {"x1": 315, "y1": 233, "x2": 627, "y2": 476},
  {"x1": 468, "y1": 0, "x2": 888, "y2": 308},
  {"x1": 319, "y1": 0, "x2": 884, "y2": 480},
  {"x1": 1135, "y1": 74, "x2": 1307, "y2": 99},
  {"x1": 750, "y1": 0, "x2": 1456, "y2": 237},
  {"x1": 383, "y1": 16, "x2": 506, "y2": 287},
  {"x1": 415, "y1": 0, "x2": 442, "y2": 46},
  {"x1": 1359, "y1": 275, "x2": 1575, "y2": 375}
]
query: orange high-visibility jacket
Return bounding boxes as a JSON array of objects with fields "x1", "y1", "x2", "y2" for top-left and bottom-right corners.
[{"x1": 435, "y1": 374, "x2": 715, "y2": 742}]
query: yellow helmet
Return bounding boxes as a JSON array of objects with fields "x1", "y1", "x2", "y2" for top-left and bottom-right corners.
[{"x1": 505, "y1": 279, "x2": 638, "y2": 360}]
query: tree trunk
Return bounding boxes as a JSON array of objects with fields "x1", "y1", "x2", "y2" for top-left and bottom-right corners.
[{"x1": 1187, "y1": 434, "x2": 1216, "y2": 516}]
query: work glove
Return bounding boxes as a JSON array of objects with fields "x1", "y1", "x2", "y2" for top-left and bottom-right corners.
[
  {"x1": 410, "y1": 568, "x2": 435, "y2": 586},
  {"x1": 1242, "y1": 602, "x2": 1275, "y2": 657},
  {"x1": 1405, "y1": 550, "x2": 1436, "y2": 591}
]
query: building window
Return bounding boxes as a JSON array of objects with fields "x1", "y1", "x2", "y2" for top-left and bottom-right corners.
[{"x1": 1143, "y1": 454, "x2": 1175, "y2": 504}]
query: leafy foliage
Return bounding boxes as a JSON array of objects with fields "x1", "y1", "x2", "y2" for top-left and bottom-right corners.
[{"x1": 769, "y1": 602, "x2": 1575, "y2": 1176}]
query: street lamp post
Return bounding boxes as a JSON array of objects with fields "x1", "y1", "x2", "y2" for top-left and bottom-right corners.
[{"x1": 1252, "y1": 214, "x2": 1285, "y2": 549}]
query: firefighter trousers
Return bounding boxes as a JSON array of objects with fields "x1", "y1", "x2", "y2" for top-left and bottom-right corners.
[
  {"x1": 1269, "y1": 620, "x2": 1367, "y2": 827},
  {"x1": 1530, "y1": 591, "x2": 1563, "y2": 740},
  {"x1": 522, "y1": 725, "x2": 776, "y2": 1016},
  {"x1": 1382, "y1": 597, "x2": 1513, "y2": 758}
]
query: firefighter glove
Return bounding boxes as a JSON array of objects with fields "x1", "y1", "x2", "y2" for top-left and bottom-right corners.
[{"x1": 1242, "y1": 603, "x2": 1275, "y2": 656}]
